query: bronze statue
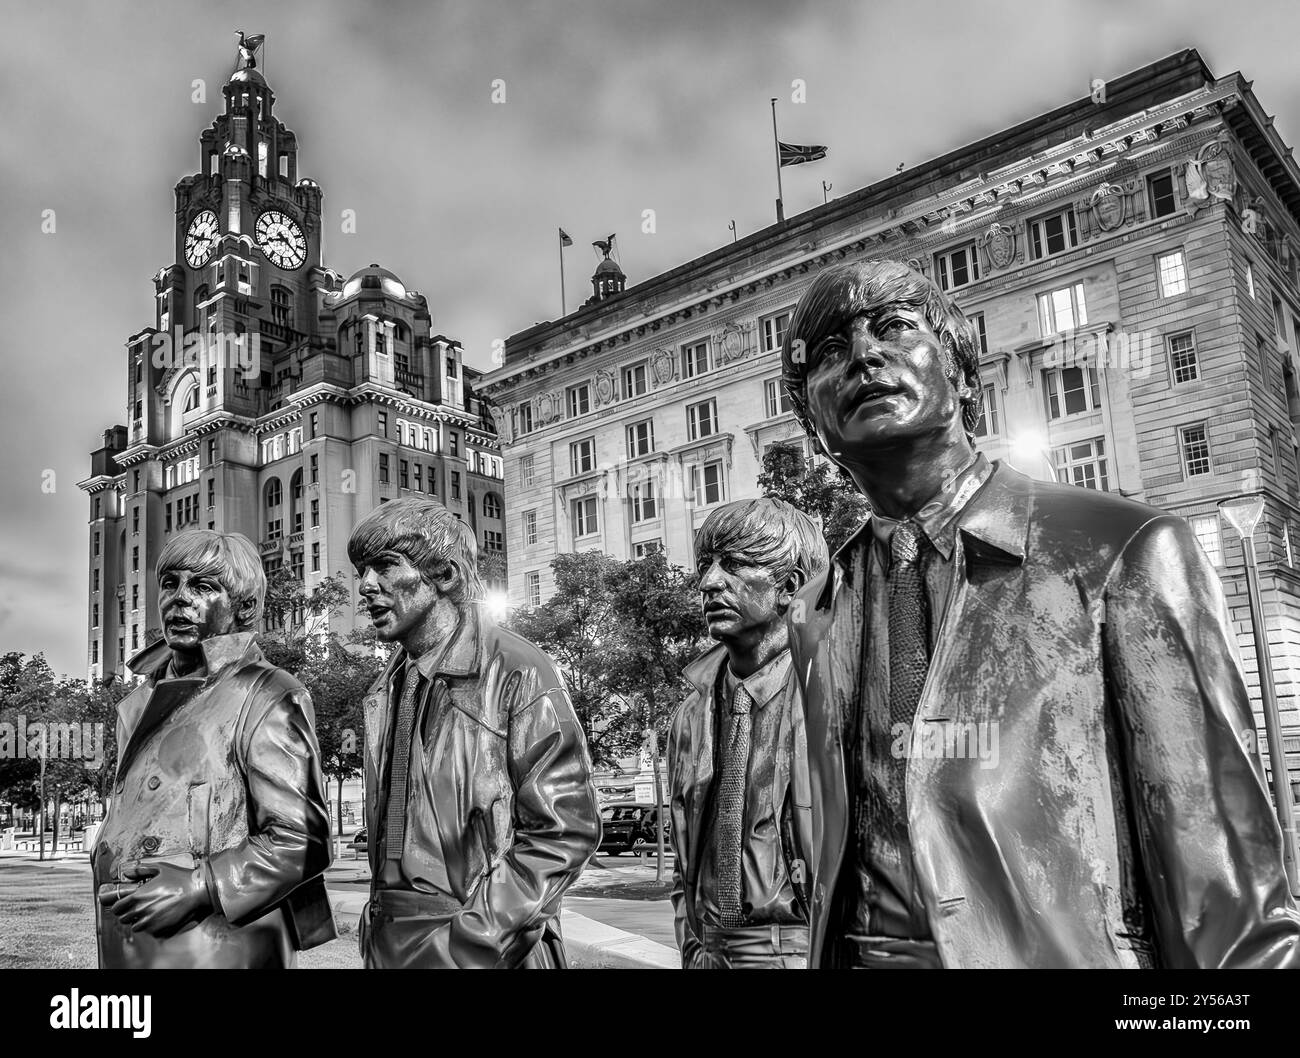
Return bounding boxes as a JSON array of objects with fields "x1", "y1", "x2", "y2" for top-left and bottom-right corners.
[
  {"x1": 92, "y1": 529, "x2": 334, "y2": 969},
  {"x1": 350, "y1": 497, "x2": 600, "y2": 968},
  {"x1": 668, "y1": 499, "x2": 827, "y2": 968},
  {"x1": 780, "y1": 258, "x2": 1300, "y2": 968}
]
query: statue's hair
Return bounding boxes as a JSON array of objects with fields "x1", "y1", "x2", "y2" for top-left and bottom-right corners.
[
  {"x1": 694, "y1": 498, "x2": 829, "y2": 588},
  {"x1": 156, "y1": 529, "x2": 266, "y2": 630},
  {"x1": 348, "y1": 496, "x2": 484, "y2": 605},
  {"x1": 781, "y1": 259, "x2": 983, "y2": 443}
]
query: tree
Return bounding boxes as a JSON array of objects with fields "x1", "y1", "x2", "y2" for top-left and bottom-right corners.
[
  {"x1": 297, "y1": 635, "x2": 381, "y2": 836},
  {"x1": 507, "y1": 551, "x2": 632, "y2": 767},
  {"x1": 604, "y1": 549, "x2": 709, "y2": 879},
  {"x1": 757, "y1": 442, "x2": 871, "y2": 554}
]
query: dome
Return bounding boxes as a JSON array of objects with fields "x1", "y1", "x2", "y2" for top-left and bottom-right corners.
[
  {"x1": 341, "y1": 263, "x2": 409, "y2": 300},
  {"x1": 229, "y1": 67, "x2": 267, "y2": 86},
  {"x1": 594, "y1": 257, "x2": 625, "y2": 276}
]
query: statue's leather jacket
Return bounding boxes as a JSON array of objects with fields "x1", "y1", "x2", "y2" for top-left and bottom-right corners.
[
  {"x1": 360, "y1": 606, "x2": 600, "y2": 968},
  {"x1": 789, "y1": 461, "x2": 1300, "y2": 968},
  {"x1": 93, "y1": 632, "x2": 334, "y2": 968}
]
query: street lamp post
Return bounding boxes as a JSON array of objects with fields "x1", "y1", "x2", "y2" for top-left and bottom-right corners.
[{"x1": 1219, "y1": 494, "x2": 1300, "y2": 893}]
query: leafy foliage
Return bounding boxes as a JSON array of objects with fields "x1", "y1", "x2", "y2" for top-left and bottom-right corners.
[{"x1": 757, "y1": 443, "x2": 870, "y2": 555}]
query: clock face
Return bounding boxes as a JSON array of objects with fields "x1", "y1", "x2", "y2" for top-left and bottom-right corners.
[
  {"x1": 184, "y1": 210, "x2": 219, "y2": 268},
  {"x1": 255, "y1": 210, "x2": 308, "y2": 270}
]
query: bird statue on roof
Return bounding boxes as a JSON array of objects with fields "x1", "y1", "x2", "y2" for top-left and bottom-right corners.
[
  {"x1": 592, "y1": 234, "x2": 616, "y2": 258},
  {"x1": 236, "y1": 30, "x2": 266, "y2": 69}
]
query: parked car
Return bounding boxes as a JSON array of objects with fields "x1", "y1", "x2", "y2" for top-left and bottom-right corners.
[
  {"x1": 348, "y1": 828, "x2": 368, "y2": 853},
  {"x1": 598, "y1": 802, "x2": 670, "y2": 857}
]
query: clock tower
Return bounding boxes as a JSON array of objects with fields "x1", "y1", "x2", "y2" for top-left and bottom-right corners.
[{"x1": 79, "y1": 35, "x2": 507, "y2": 682}]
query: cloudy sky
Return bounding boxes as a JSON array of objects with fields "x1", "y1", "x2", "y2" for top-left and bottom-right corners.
[{"x1": 3, "y1": 0, "x2": 1300, "y2": 677}]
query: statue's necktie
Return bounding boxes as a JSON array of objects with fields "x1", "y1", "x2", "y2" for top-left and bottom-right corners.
[
  {"x1": 385, "y1": 661, "x2": 421, "y2": 861},
  {"x1": 888, "y1": 521, "x2": 932, "y2": 726},
  {"x1": 715, "y1": 683, "x2": 752, "y2": 928}
]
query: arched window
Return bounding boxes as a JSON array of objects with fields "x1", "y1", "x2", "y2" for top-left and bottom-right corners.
[
  {"x1": 266, "y1": 477, "x2": 283, "y2": 508},
  {"x1": 483, "y1": 492, "x2": 502, "y2": 520},
  {"x1": 182, "y1": 386, "x2": 200, "y2": 413}
]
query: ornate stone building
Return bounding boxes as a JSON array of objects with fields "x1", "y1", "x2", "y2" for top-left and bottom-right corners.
[
  {"x1": 79, "y1": 41, "x2": 506, "y2": 681},
  {"x1": 480, "y1": 49, "x2": 1300, "y2": 796}
]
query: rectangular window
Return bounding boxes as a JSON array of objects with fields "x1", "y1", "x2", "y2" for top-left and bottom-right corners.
[
  {"x1": 1157, "y1": 250, "x2": 1188, "y2": 297},
  {"x1": 132, "y1": 585, "x2": 138, "y2": 610},
  {"x1": 626, "y1": 419, "x2": 654, "y2": 458},
  {"x1": 1180, "y1": 423, "x2": 1212, "y2": 477},
  {"x1": 93, "y1": 568, "x2": 100, "y2": 592},
  {"x1": 570, "y1": 437, "x2": 596, "y2": 476},
  {"x1": 267, "y1": 518, "x2": 282, "y2": 541},
  {"x1": 1038, "y1": 282, "x2": 1088, "y2": 336},
  {"x1": 633, "y1": 540, "x2": 662, "y2": 559},
  {"x1": 969, "y1": 312, "x2": 988, "y2": 357},
  {"x1": 973, "y1": 384, "x2": 999, "y2": 437},
  {"x1": 450, "y1": 432, "x2": 459, "y2": 457},
  {"x1": 1042, "y1": 366, "x2": 1103, "y2": 419},
  {"x1": 207, "y1": 438, "x2": 216, "y2": 464},
  {"x1": 519, "y1": 454, "x2": 535, "y2": 487},
  {"x1": 451, "y1": 471, "x2": 461, "y2": 499},
  {"x1": 484, "y1": 531, "x2": 504, "y2": 552},
  {"x1": 691, "y1": 462, "x2": 725, "y2": 506},
  {"x1": 572, "y1": 495, "x2": 599, "y2": 538},
  {"x1": 516, "y1": 402, "x2": 534, "y2": 436},
  {"x1": 1051, "y1": 437, "x2": 1110, "y2": 491},
  {"x1": 377, "y1": 411, "x2": 388, "y2": 436},
  {"x1": 934, "y1": 242, "x2": 981, "y2": 291},
  {"x1": 623, "y1": 362, "x2": 647, "y2": 399},
  {"x1": 1189, "y1": 513, "x2": 1223, "y2": 567},
  {"x1": 1028, "y1": 207, "x2": 1079, "y2": 260},
  {"x1": 310, "y1": 454, "x2": 319, "y2": 484},
  {"x1": 92, "y1": 603, "x2": 99, "y2": 627},
  {"x1": 526, "y1": 572, "x2": 541, "y2": 609},
  {"x1": 132, "y1": 546, "x2": 139, "y2": 572},
  {"x1": 567, "y1": 383, "x2": 591, "y2": 418},
  {"x1": 92, "y1": 641, "x2": 99, "y2": 664},
  {"x1": 764, "y1": 378, "x2": 792, "y2": 419},
  {"x1": 413, "y1": 464, "x2": 422, "y2": 491},
  {"x1": 1168, "y1": 331, "x2": 1199, "y2": 385},
  {"x1": 399, "y1": 459, "x2": 409, "y2": 489},
  {"x1": 311, "y1": 498, "x2": 319, "y2": 527},
  {"x1": 446, "y1": 356, "x2": 458, "y2": 379},
  {"x1": 310, "y1": 412, "x2": 319, "y2": 438},
  {"x1": 311, "y1": 542, "x2": 320, "y2": 572},
  {"x1": 680, "y1": 340, "x2": 710, "y2": 379},
  {"x1": 132, "y1": 625, "x2": 139, "y2": 650},
  {"x1": 524, "y1": 509, "x2": 538, "y2": 546},
  {"x1": 1271, "y1": 424, "x2": 1282, "y2": 480},
  {"x1": 687, "y1": 399, "x2": 718, "y2": 441},
  {"x1": 630, "y1": 482, "x2": 657, "y2": 523},
  {"x1": 93, "y1": 531, "x2": 100, "y2": 556},
  {"x1": 425, "y1": 465, "x2": 436, "y2": 495},
  {"x1": 761, "y1": 310, "x2": 792, "y2": 354},
  {"x1": 1272, "y1": 295, "x2": 1285, "y2": 340},
  {"x1": 379, "y1": 453, "x2": 390, "y2": 484},
  {"x1": 1146, "y1": 169, "x2": 1177, "y2": 218},
  {"x1": 132, "y1": 506, "x2": 139, "y2": 533},
  {"x1": 165, "y1": 503, "x2": 173, "y2": 532},
  {"x1": 1246, "y1": 261, "x2": 1256, "y2": 299}
]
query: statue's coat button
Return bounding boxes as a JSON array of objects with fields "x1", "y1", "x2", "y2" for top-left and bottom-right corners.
[{"x1": 147, "y1": 776, "x2": 161, "y2": 791}]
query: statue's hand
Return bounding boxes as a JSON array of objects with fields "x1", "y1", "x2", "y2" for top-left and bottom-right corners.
[{"x1": 109, "y1": 863, "x2": 212, "y2": 938}]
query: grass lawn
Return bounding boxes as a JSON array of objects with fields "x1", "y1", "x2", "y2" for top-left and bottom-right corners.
[{"x1": 0, "y1": 858, "x2": 361, "y2": 969}]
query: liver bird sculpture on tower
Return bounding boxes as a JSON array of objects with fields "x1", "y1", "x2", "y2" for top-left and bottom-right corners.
[
  {"x1": 236, "y1": 30, "x2": 266, "y2": 69},
  {"x1": 592, "y1": 234, "x2": 616, "y2": 258}
]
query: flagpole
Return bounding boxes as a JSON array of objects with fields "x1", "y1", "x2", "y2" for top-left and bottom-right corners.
[
  {"x1": 559, "y1": 231, "x2": 567, "y2": 317},
  {"x1": 770, "y1": 97, "x2": 785, "y2": 223}
]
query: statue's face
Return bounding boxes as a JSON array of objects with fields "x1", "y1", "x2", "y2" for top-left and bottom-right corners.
[
  {"x1": 356, "y1": 551, "x2": 439, "y2": 644},
  {"x1": 697, "y1": 553, "x2": 784, "y2": 646},
  {"x1": 158, "y1": 568, "x2": 239, "y2": 652},
  {"x1": 803, "y1": 306, "x2": 966, "y2": 462}
]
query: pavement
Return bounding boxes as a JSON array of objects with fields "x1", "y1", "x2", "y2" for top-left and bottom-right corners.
[
  {"x1": 1, "y1": 844, "x2": 681, "y2": 969},
  {"x1": 325, "y1": 846, "x2": 680, "y2": 968}
]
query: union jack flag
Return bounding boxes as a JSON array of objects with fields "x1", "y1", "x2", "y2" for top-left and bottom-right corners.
[{"x1": 779, "y1": 141, "x2": 828, "y2": 167}]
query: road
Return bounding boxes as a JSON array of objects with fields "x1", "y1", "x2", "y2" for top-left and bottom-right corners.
[{"x1": 564, "y1": 894, "x2": 677, "y2": 948}]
